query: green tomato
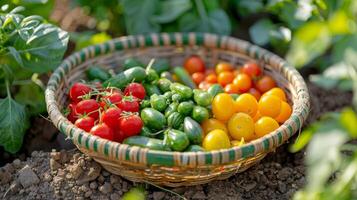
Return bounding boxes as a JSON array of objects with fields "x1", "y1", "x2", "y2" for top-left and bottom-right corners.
[
  {"x1": 177, "y1": 101, "x2": 194, "y2": 116},
  {"x1": 192, "y1": 106, "x2": 209, "y2": 123}
]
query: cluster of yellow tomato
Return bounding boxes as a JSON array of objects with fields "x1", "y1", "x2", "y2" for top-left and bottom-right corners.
[{"x1": 201, "y1": 87, "x2": 292, "y2": 151}]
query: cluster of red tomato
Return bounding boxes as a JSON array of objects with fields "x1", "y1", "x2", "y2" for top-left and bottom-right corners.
[
  {"x1": 185, "y1": 56, "x2": 277, "y2": 98},
  {"x1": 66, "y1": 82, "x2": 146, "y2": 142}
]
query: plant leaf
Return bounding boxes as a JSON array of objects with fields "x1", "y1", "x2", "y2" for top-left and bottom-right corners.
[
  {"x1": 0, "y1": 97, "x2": 29, "y2": 153},
  {"x1": 7, "y1": 46, "x2": 24, "y2": 67},
  {"x1": 249, "y1": 19, "x2": 276, "y2": 45},
  {"x1": 14, "y1": 81, "x2": 46, "y2": 116},
  {"x1": 339, "y1": 108, "x2": 357, "y2": 138},
  {"x1": 151, "y1": 0, "x2": 192, "y2": 24},
  {"x1": 12, "y1": 23, "x2": 69, "y2": 73}
]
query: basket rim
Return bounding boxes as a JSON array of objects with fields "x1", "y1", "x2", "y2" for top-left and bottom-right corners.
[{"x1": 45, "y1": 32, "x2": 310, "y2": 167}]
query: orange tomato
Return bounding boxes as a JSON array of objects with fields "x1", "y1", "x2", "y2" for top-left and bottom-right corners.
[
  {"x1": 232, "y1": 73, "x2": 252, "y2": 93},
  {"x1": 242, "y1": 62, "x2": 262, "y2": 77},
  {"x1": 255, "y1": 75, "x2": 276, "y2": 93},
  {"x1": 233, "y1": 69, "x2": 241, "y2": 76},
  {"x1": 275, "y1": 101, "x2": 292, "y2": 123},
  {"x1": 252, "y1": 111, "x2": 261, "y2": 122},
  {"x1": 216, "y1": 62, "x2": 233, "y2": 74},
  {"x1": 198, "y1": 81, "x2": 212, "y2": 90},
  {"x1": 201, "y1": 118, "x2": 228, "y2": 135},
  {"x1": 234, "y1": 93, "x2": 258, "y2": 117},
  {"x1": 248, "y1": 88, "x2": 261, "y2": 100},
  {"x1": 263, "y1": 87, "x2": 287, "y2": 102},
  {"x1": 254, "y1": 117, "x2": 279, "y2": 138},
  {"x1": 205, "y1": 74, "x2": 217, "y2": 83},
  {"x1": 258, "y1": 95, "x2": 282, "y2": 118},
  {"x1": 184, "y1": 55, "x2": 205, "y2": 74},
  {"x1": 192, "y1": 72, "x2": 205, "y2": 85},
  {"x1": 217, "y1": 71, "x2": 234, "y2": 87},
  {"x1": 224, "y1": 84, "x2": 240, "y2": 94}
]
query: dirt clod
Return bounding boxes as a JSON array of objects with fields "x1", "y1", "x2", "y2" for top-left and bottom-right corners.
[{"x1": 18, "y1": 165, "x2": 40, "y2": 188}]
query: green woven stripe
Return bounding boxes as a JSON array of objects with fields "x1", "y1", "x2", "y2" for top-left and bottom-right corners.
[
  {"x1": 125, "y1": 149, "x2": 130, "y2": 161},
  {"x1": 115, "y1": 146, "x2": 119, "y2": 159},
  {"x1": 241, "y1": 145, "x2": 255, "y2": 158},
  {"x1": 169, "y1": 33, "x2": 176, "y2": 44},
  {"x1": 85, "y1": 136, "x2": 90, "y2": 149},
  {"x1": 94, "y1": 45, "x2": 101, "y2": 55},
  {"x1": 147, "y1": 152, "x2": 174, "y2": 166},
  {"x1": 145, "y1": 35, "x2": 153, "y2": 46},
  {"x1": 93, "y1": 140, "x2": 98, "y2": 152},
  {"x1": 104, "y1": 142, "x2": 109, "y2": 156},
  {"x1": 287, "y1": 125, "x2": 294, "y2": 136},
  {"x1": 292, "y1": 115, "x2": 301, "y2": 129},
  {"x1": 78, "y1": 133, "x2": 83, "y2": 145},
  {"x1": 158, "y1": 35, "x2": 165, "y2": 45},
  {"x1": 182, "y1": 33, "x2": 189, "y2": 45},
  {"x1": 229, "y1": 150, "x2": 235, "y2": 162},
  {"x1": 263, "y1": 139, "x2": 270, "y2": 151},
  {"x1": 69, "y1": 128, "x2": 74, "y2": 138},
  {"x1": 277, "y1": 131, "x2": 283, "y2": 144},
  {"x1": 195, "y1": 33, "x2": 204, "y2": 45},
  {"x1": 103, "y1": 42, "x2": 110, "y2": 54},
  {"x1": 114, "y1": 41, "x2": 123, "y2": 50},
  {"x1": 205, "y1": 153, "x2": 213, "y2": 165}
]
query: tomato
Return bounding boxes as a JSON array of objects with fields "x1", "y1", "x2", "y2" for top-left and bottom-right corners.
[
  {"x1": 192, "y1": 72, "x2": 205, "y2": 85},
  {"x1": 233, "y1": 69, "x2": 240, "y2": 77},
  {"x1": 212, "y1": 93, "x2": 235, "y2": 121},
  {"x1": 69, "y1": 83, "x2": 91, "y2": 102},
  {"x1": 90, "y1": 123, "x2": 114, "y2": 141},
  {"x1": 224, "y1": 83, "x2": 240, "y2": 94},
  {"x1": 201, "y1": 118, "x2": 228, "y2": 135},
  {"x1": 228, "y1": 113, "x2": 255, "y2": 141},
  {"x1": 76, "y1": 99, "x2": 100, "y2": 119},
  {"x1": 124, "y1": 83, "x2": 146, "y2": 100},
  {"x1": 202, "y1": 129, "x2": 231, "y2": 151},
  {"x1": 113, "y1": 129, "x2": 125, "y2": 143},
  {"x1": 255, "y1": 75, "x2": 276, "y2": 93},
  {"x1": 254, "y1": 117, "x2": 279, "y2": 138},
  {"x1": 67, "y1": 103, "x2": 78, "y2": 123},
  {"x1": 205, "y1": 74, "x2": 217, "y2": 83},
  {"x1": 74, "y1": 116, "x2": 95, "y2": 132},
  {"x1": 234, "y1": 93, "x2": 258, "y2": 117},
  {"x1": 242, "y1": 62, "x2": 262, "y2": 77},
  {"x1": 184, "y1": 55, "x2": 205, "y2": 74},
  {"x1": 258, "y1": 95, "x2": 282, "y2": 118},
  {"x1": 101, "y1": 107, "x2": 122, "y2": 128},
  {"x1": 101, "y1": 92, "x2": 122, "y2": 108},
  {"x1": 217, "y1": 71, "x2": 234, "y2": 87},
  {"x1": 232, "y1": 73, "x2": 252, "y2": 93},
  {"x1": 119, "y1": 114, "x2": 143, "y2": 138},
  {"x1": 252, "y1": 111, "x2": 261, "y2": 122},
  {"x1": 118, "y1": 97, "x2": 140, "y2": 112},
  {"x1": 275, "y1": 101, "x2": 292, "y2": 123},
  {"x1": 231, "y1": 138, "x2": 245, "y2": 147},
  {"x1": 263, "y1": 87, "x2": 287, "y2": 102},
  {"x1": 248, "y1": 88, "x2": 261, "y2": 100},
  {"x1": 215, "y1": 62, "x2": 233, "y2": 74},
  {"x1": 198, "y1": 81, "x2": 212, "y2": 90},
  {"x1": 205, "y1": 69, "x2": 215, "y2": 75}
]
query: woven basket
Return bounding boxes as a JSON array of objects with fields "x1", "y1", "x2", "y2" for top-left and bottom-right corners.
[{"x1": 45, "y1": 32, "x2": 310, "y2": 187}]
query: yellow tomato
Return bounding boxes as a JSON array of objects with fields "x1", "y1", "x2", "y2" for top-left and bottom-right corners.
[
  {"x1": 263, "y1": 87, "x2": 287, "y2": 102},
  {"x1": 212, "y1": 93, "x2": 235, "y2": 121},
  {"x1": 203, "y1": 129, "x2": 231, "y2": 151},
  {"x1": 275, "y1": 101, "x2": 292, "y2": 123},
  {"x1": 201, "y1": 118, "x2": 228, "y2": 135},
  {"x1": 254, "y1": 117, "x2": 279, "y2": 138},
  {"x1": 231, "y1": 138, "x2": 245, "y2": 147},
  {"x1": 227, "y1": 113, "x2": 255, "y2": 141},
  {"x1": 258, "y1": 95, "x2": 282, "y2": 118},
  {"x1": 234, "y1": 93, "x2": 258, "y2": 117}
]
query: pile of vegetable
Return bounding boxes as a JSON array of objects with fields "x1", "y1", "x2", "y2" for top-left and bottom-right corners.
[{"x1": 65, "y1": 56, "x2": 291, "y2": 152}]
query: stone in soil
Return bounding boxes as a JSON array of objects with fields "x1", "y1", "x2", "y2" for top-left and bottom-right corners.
[
  {"x1": 99, "y1": 182, "x2": 113, "y2": 194},
  {"x1": 18, "y1": 165, "x2": 40, "y2": 188}
]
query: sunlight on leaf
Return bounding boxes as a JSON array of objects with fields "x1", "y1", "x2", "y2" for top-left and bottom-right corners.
[
  {"x1": 122, "y1": 187, "x2": 146, "y2": 200},
  {"x1": 328, "y1": 10, "x2": 353, "y2": 35},
  {"x1": 339, "y1": 107, "x2": 357, "y2": 138}
]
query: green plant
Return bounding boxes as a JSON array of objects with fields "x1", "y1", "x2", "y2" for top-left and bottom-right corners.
[{"x1": 0, "y1": 6, "x2": 68, "y2": 153}]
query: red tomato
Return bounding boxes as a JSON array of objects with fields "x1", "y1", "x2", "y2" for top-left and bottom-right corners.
[
  {"x1": 248, "y1": 88, "x2": 262, "y2": 100},
  {"x1": 90, "y1": 123, "x2": 114, "y2": 141},
  {"x1": 255, "y1": 75, "x2": 276, "y2": 93},
  {"x1": 217, "y1": 71, "x2": 234, "y2": 87},
  {"x1": 118, "y1": 114, "x2": 143, "y2": 138},
  {"x1": 117, "y1": 97, "x2": 139, "y2": 112},
  {"x1": 101, "y1": 92, "x2": 122, "y2": 108},
  {"x1": 232, "y1": 73, "x2": 252, "y2": 93},
  {"x1": 69, "y1": 83, "x2": 91, "y2": 102},
  {"x1": 113, "y1": 129, "x2": 125, "y2": 143},
  {"x1": 74, "y1": 116, "x2": 95, "y2": 132},
  {"x1": 184, "y1": 55, "x2": 205, "y2": 74},
  {"x1": 242, "y1": 62, "x2": 262, "y2": 78},
  {"x1": 124, "y1": 83, "x2": 146, "y2": 100},
  {"x1": 67, "y1": 103, "x2": 78, "y2": 123},
  {"x1": 192, "y1": 72, "x2": 205, "y2": 85},
  {"x1": 75, "y1": 99, "x2": 100, "y2": 119},
  {"x1": 101, "y1": 107, "x2": 122, "y2": 128}
]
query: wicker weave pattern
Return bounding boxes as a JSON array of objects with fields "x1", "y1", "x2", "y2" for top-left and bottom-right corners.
[{"x1": 45, "y1": 33, "x2": 309, "y2": 186}]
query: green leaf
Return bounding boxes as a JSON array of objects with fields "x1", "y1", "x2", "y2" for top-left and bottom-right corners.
[
  {"x1": 122, "y1": 187, "x2": 146, "y2": 200},
  {"x1": 235, "y1": 0, "x2": 264, "y2": 16},
  {"x1": 14, "y1": 81, "x2": 46, "y2": 116},
  {"x1": 205, "y1": 9, "x2": 231, "y2": 35},
  {"x1": 0, "y1": 97, "x2": 29, "y2": 153},
  {"x1": 122, "y1": 0, "x2": 160, "y2": 34},
  {"x1": 12, "y1": 23, "x2": 69, "y2": 73},
  {"x1": 339, "y1": 108, "x2": 357, "y2": 138},
  {"x1": 290, "y1": 124, "x2": 317, "y2": 153},
  {"x1": 328, "y1": 10, "x2": 352, "y2": 35},
  {"x1": 286, "y1": 21, "x2": 331, "y2": 67},
  {"x1": 151, "y1": 0, "x2": 192, "y2": 24},
  {"x1": 249, "y1": 19, "x2": 275, "y2": 45},
  {"x1": 332, "y1": 35, "x2": 357, "y2": 64},
  {"x1": 7, "y1": 46, "x2": 23, "y2": 67}
]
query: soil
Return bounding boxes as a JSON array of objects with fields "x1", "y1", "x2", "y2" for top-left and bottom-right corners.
[{"x1": 0, "y1": 82, "x2": 352, "y2": 200}]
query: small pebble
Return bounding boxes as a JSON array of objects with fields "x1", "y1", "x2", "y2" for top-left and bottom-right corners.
[{"x1": 99, "y1": 182, "x2": 112, "y2": 194}]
